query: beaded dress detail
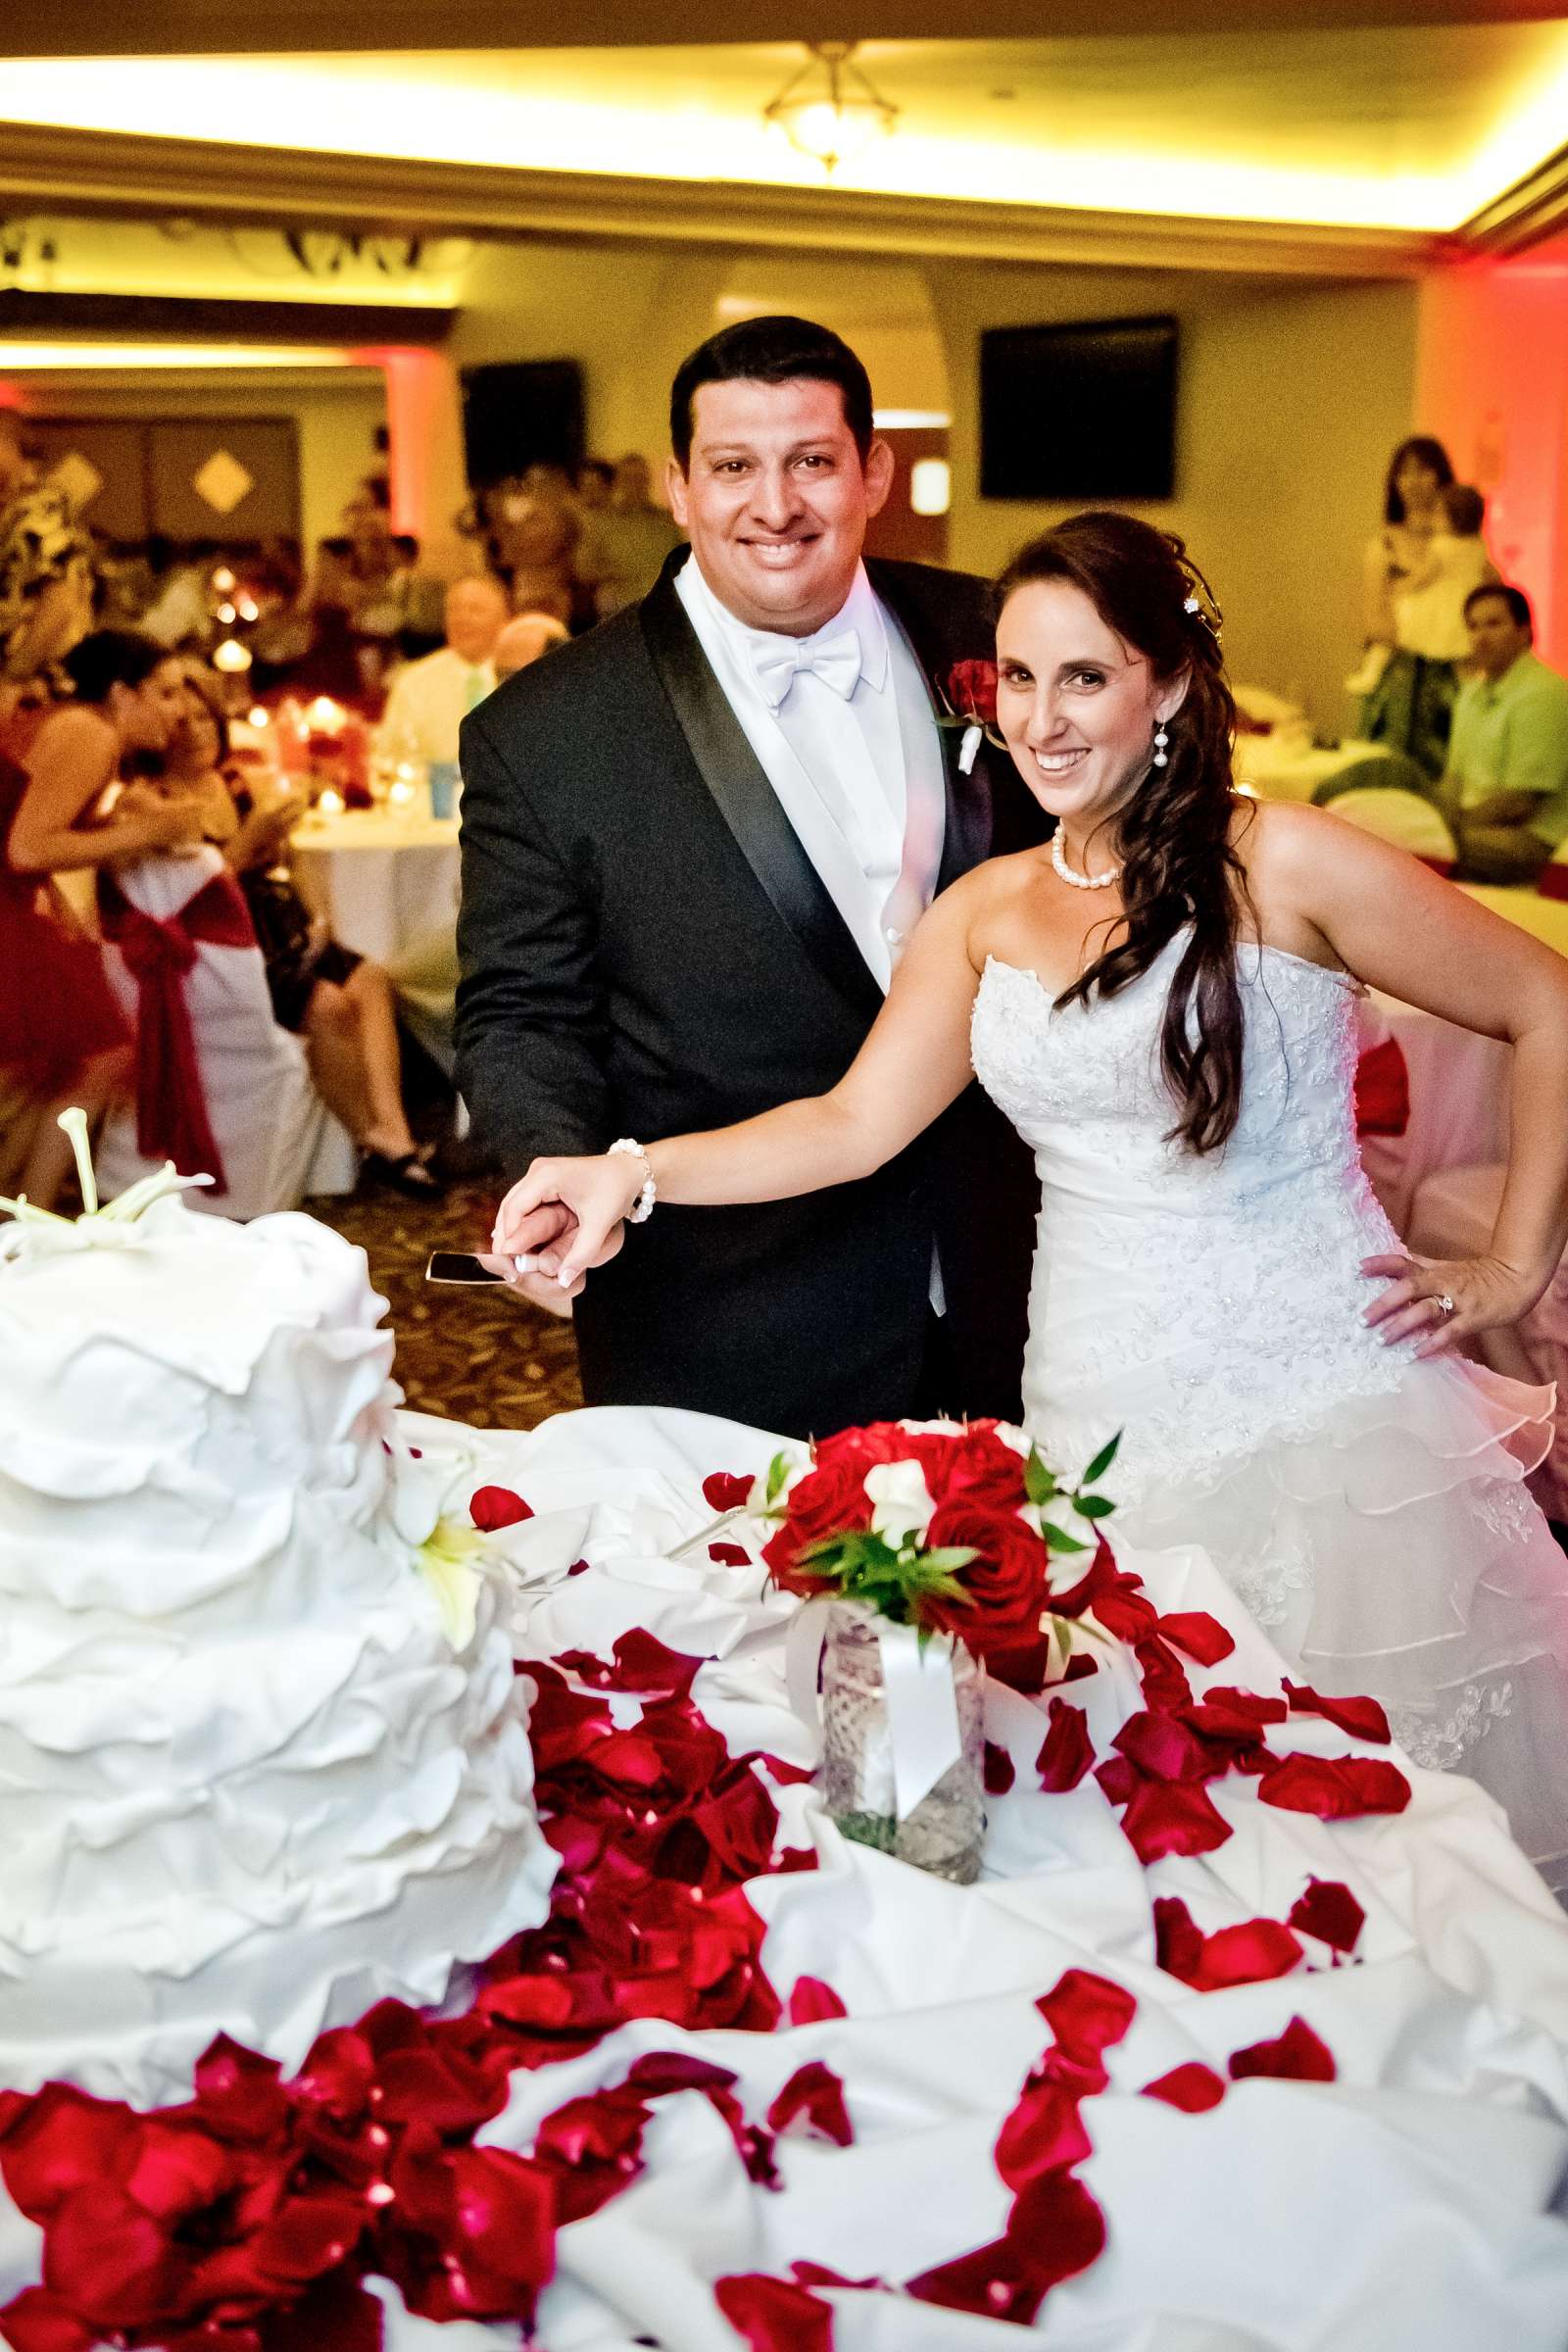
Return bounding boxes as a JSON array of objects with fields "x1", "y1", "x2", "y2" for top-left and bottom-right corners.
[{"x1": 970, "y1": 934, "x2": 1568, "y2": 1891}]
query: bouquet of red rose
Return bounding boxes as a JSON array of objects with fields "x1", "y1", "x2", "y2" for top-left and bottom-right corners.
[
  {"x1": 745, "y1": 1419, "x2": 1118, "y2": 1882},
  {"x1": 752, "y1": 1417, "x2": 1116, "y2": 1667}
]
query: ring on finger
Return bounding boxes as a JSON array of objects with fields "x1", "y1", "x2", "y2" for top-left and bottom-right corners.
[{"x1": 1434, "y1": 1292, "x2": 1456, "y2": 1318}]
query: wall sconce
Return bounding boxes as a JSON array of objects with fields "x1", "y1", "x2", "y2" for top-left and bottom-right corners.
[{"x1": 909, "y1": 458, "x2": 953, "y2": 517}]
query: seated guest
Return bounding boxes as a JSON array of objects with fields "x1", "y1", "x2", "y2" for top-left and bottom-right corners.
[
  {"x1": 1440, "y1": 584, "x2": 1568, "y2": 884},
  {"x1": 493, "y1": 465, "x2": 577, "y2": 625},
  {"x1": 1, "y1": 630, "x2": 202, "y2": 1208},
  {"x1": 493, "y1": 611, "x2": 568, "y2": 682},
  {"x1": 377, "y1": 575, "x2": 509, "y2": 768},
  {"x1": 172, "y1": 670, "x2": 444, "y2": 1198}
]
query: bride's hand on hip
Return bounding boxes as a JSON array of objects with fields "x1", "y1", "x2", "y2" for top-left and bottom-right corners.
[
  {"x1": 494, "y1": 1156, "x2": 643, "y2": 1293},
  {"x1": 1360, "y1": 1250, "x2": 1544, "y2": 1357}
]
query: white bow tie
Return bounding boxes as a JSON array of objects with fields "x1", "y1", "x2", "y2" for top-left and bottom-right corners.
[{"x1": 751, "y1": 627, "x2": 861, "y2": 713}]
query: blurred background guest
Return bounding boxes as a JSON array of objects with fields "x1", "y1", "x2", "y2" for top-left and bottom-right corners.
[
  {"x1": 0, "y1": 411, "x2": 95, "y2": 735},
  {"x1": 492, "y1": 463, "x2": 577, "y2": 625},
  {"x1": 1392, "y1": 482, "x2": 1497, "y2": 668},
  {"x1": 136, "y1": 534, "x2": 217, "y2": 654},
  {"x1": 1356, "y1": 433, "x2": 1459, "y2": 777},
  {"x1": 493, "y1": 610, "x2": 568, "y2": 682},
  {"x1": 574, "y1": 459, "x2": 615, "y2": 515},
  {"x1": 572, "y1": 451, "x2": 685, "y2": 622},
  {"x1": 172, "y1": 668, "x2": 442, "y2": 1196},
  {"x1": 0, "y1": 629, "x2": 199, "y2": 1208},
  {"x1": 1440, "y1": 584, "x2": 1568, "y2": 884},
  {"x1": 377, "y1": 574, "x2": 510, "y2": 769}
]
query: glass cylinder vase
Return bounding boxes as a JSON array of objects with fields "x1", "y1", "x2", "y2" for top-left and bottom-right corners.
[{"x1": 818, "y1": 1599, "x2": 986, "y2": 1884}]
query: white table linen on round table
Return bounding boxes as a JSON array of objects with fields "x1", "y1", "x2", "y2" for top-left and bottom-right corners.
[
  {"x1": 289, "y1": 807, "x2": 461, "y2": 967},
  {"x1": 339, "y1": 1402, "x2": 1568, "y2": 2351},
  {"x1": 1233, "y1": 732, "x2": 1393, "y2": 803}
]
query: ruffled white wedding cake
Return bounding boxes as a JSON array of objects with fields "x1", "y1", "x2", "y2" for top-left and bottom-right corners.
[{"x1": 0, "y1": 1171, "x2": 553, "y2": 2103}]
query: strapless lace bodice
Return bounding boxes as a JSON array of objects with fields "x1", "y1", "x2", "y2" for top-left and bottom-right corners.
[{"x1": 969, "y1": 936, "x2": 1408, "y2": 1499}]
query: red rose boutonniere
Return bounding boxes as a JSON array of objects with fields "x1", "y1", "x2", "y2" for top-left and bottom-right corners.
[{"x1": 938, "y1": 661, "x2": 1003, "y2": 775}]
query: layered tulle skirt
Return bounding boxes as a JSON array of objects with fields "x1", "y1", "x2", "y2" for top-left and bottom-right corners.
[{"x1": 1097, "y1": 1358, "x2": 1568, "y2": 1896}]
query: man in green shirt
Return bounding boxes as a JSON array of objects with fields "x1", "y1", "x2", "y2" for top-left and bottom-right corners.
[{"x1": 1441, "y1": 583, "x2": 1568, "y2": 882}]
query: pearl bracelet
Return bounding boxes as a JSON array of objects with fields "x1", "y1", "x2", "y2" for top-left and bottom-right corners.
[{"x1": 608, "y1": 1137, "x2": 656, "y2": 1224}]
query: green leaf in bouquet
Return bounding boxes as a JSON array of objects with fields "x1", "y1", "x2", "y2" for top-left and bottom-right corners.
[
  {"x1": 765, "y1": 1449, "x2": 794, "y2": 1505},
  {"x1": 1080, "y1": 1431, "x2": 1123, "y2": 1487},
  {"x1": 1040, "y1": 1523, "x2": 1089, "y2": 1553},
  {"x1": 1024, "y1": 1448, "x2": 1058, "y2": 1506},
  {"x1": 922, "y1": 1545, "x2": 982, "y2": 1572},
  {"x1": 1074, "y1": 1495, "x2": 1115, "y2": 1520}
]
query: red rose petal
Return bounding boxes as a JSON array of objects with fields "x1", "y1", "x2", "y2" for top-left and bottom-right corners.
[
  {"x1": 1036, "y1": 1697, "x2": 1095, "y2": 1791},
  {"x1": 1153, "y1": 1897, "x2": 1303, "y2": 1991},
  {"x1": 1282, "y1": 1680, "x2": 1392, "y2": 1744},
  {"x1": 469, "y1": 1484, "x2": 533, "y2": 1532},
  {"x1": 994, "y1": 2076, "x2": 1093, "y2": 2188},
  {"x1": 715, "y1": 2272, "x2": 835, "y2": 2352},
  {"x1": 787, "y1": 1976, "x2": 848, "y2": 2026},
  {"x1": 1141, "y1": 2063, "x2": 1227, "y2": 2113},
  {"x1": 907, "y1": 2235, "x2": 1043, "y2": 2325},
  {"x1": 1258, "y1": 1753, "x2": 1411, "y2": 1820},
  {"x1": 710, "y1": 1543, "x2": 751, "y2": 1565},
  {"x1": 1155, "y1": 1611, "x2": 1236, "y2": 1666},
  {"x1": 1119, "y1": 1775, "x2": 1234, "y2": 1862},
  {"x1": 1228, "y1": 2016, "x2": 1337, "y2": 2082},
  {"x1": 1005, "y1": 2167, "x2": 1107, "y2": 2288},
  {"x1": 1035, "y1": 1969, "x2": 1137, "y2": 2069},
  {"x1": 984, "y1": 1740, "x2": 1017, "y2": 1795},
  {"x1": 703, "y1": 1472, "x2": 756, "y2": 1513},
  {"x1": 0, "y1": 2289, "x2": 100, "y2": 2352},
  {"x1": 766, "y1": 2062, "x2": 854, "y2": 2148},
  {"x1": 1287, "y1": 1878, "x2": 1367, "y2": 1955}
]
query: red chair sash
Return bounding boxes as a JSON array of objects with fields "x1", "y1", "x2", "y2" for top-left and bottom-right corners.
[
  {"x1": 1539, "y1": 860, "x2": 1568, "y2": 903},
  {"x1": 1353, "y1": 1035, "x2": 1410, "y2": 1139},
  {"x1": 98, "y1": 869, "x2": 255, "y2": 1193}
]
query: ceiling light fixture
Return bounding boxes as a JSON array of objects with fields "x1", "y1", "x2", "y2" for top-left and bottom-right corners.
[{"x1": 762, "y1": 42, "x2": 898, "y2": 175}]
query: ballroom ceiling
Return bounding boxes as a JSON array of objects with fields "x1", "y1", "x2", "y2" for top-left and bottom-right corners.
[
  {"x1": 3, "y1": 16, "x2": 1568, "y2": 298},
  {"x1": 3, "y1": 22, "x2": 1568, "y2": 237}
]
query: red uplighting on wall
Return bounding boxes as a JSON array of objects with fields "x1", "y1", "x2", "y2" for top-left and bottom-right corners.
[{"x1": 357, "y1": 345, "x2": 446, "y2": 541}]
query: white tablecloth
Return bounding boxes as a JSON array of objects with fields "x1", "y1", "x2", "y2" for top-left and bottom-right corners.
[
  {"x1": 1234, "y1": 732, "x2": 1393, "y2": 804},
  {"x1": 4, "y1": 1399, "x2": 1565, "y2": 2348},
  {"x1": 290, "y1": 806, "x2": 461, "y2": 967}
]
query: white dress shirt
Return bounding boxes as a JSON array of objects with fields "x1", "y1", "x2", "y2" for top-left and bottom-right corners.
[
  {"x1": 377, "y1": 645, "x2": 497, "y2": 768},
  {"x1": 674, "y1": 556, "x2": 947, "y2": 992}
]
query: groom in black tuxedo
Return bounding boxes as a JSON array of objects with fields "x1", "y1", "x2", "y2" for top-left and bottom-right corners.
[{"x1": 457, "y1": 316, "x2": 1044, "y2": 1436}]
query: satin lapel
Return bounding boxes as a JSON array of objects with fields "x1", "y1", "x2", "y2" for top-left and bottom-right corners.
[
  {"x1": 868, "y1": 561, "x2": 993, "y2": 894},
  {"x1": 639, "y1": 564, "x2": 884, "y2": 1021}
]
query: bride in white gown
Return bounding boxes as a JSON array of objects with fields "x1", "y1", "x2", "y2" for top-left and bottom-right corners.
[{"x1": 496, "y1": 510, "x2": 1568, "y2": 1893}]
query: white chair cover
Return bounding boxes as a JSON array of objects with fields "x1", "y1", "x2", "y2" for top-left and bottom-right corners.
[
  {"x1": 1327, "y1": 786, "x2": 1457, "y2": 864},
  {"x1": 96, "y1": 848, "x2": 355, "y2": 1219},
  {"x1": 1407, "y1": 1158, "x2": 1568, "y2": 1525}
]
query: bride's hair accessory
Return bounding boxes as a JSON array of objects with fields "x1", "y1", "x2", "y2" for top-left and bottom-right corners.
[
  {"x1": 1152, "y1": 724, "x2": 1169, "y2": 768},
  {"x1": 1051, "y1": 830, "x2": 1122, "y2": 891},
  {"x1": 609, "y1": 1137, "x2": 657, "y2": 1223},
  {"x1": 1179, "y1": 567, "x2": 1224, "y2": 639}
]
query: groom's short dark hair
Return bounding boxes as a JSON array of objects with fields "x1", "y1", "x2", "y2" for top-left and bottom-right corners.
[{"x1": 669, "y1": 316, "x2": 875, "y2": 471}]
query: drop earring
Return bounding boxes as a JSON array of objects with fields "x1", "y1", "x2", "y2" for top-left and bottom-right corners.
[{"x1": 1152, "y1": 725, "x2": 1169, "y2": 768}]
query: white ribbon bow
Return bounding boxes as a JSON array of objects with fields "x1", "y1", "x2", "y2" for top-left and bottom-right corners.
[{"x1": 751, "y1": 626, "x2": 862, "y2": 713}]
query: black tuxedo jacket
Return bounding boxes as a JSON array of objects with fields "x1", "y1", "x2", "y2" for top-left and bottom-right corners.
[{"x1": 456, "y1": 551, "x2": 1045, "y2": 1438}]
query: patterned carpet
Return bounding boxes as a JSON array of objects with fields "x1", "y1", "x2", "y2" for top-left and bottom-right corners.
[{"x1": 307, "y1": 1173, "x2": 584, "y2": 1433}]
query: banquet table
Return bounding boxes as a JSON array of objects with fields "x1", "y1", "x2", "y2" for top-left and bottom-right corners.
[
  {"x1": 1233, "y1": 731, "x2": 1393, "y2": 803},
  {"x1": 289, "y1": 802, "x2": 461, "y2": 967},
  {"x1": 3, "y1": 1400, "x2": 1566, "y2": 2349}
]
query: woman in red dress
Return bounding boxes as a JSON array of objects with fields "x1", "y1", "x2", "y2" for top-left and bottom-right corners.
[{"x1": 1, "y1": 630, "x2": 203, "y2": 1208}]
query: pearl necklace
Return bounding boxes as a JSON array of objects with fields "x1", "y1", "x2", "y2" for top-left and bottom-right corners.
[{"x1": 1051, "y1": 829, "x2": 1122, "y2": 891}]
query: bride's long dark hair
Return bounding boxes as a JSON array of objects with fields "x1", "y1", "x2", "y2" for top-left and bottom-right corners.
[{"x1": 997, "y1": 511, "x2": 1247, "y2": 1155}]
